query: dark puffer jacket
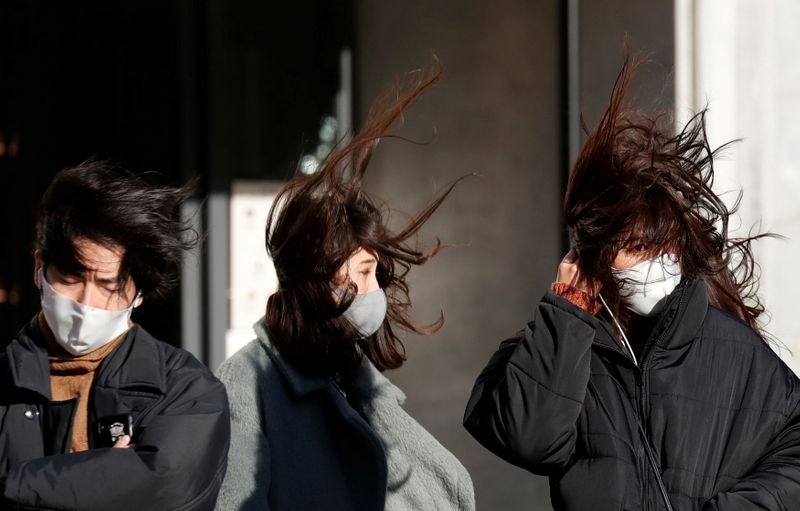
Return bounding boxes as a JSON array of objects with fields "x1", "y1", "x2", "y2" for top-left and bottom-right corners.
[
  {"x1": 0, "y1": 316, "x2": 230, "y2": 510},
  {"x1": 464, "y1": 279, "x2": 800, "y2": 510}
]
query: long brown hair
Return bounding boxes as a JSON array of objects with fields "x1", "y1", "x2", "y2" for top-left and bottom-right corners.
[
  {"x1": 564, "y1": 52, "x2": 770, "y2": 335},
  {"x1": 265, "y1": 60, "x2": 461, "y2": 374}
]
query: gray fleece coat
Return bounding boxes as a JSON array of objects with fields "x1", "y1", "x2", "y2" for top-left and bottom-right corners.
[{"x1": 215, "y1": 320, "x2": 475, "y2": 511}]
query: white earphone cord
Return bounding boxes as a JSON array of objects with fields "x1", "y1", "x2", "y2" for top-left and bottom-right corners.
[{"x1": 597, "y1": 293, "x2": 638, "y2": 366}]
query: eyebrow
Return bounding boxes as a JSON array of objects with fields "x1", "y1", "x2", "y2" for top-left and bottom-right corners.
[
  {"x1": 356, "y1": 258, "x2": 377, "y2": 266},
  {"x1": 95, "y1": 275, "x2": 121, "y2": 284}
]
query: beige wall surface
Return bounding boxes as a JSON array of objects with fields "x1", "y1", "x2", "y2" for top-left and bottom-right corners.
[{"x1": 679, "y1": 0, "x2": 800, "y2": 376}]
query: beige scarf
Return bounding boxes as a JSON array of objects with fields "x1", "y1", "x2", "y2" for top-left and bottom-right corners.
[{"x1": 38, "y1": 313, "x2": 127, "y2": 452}]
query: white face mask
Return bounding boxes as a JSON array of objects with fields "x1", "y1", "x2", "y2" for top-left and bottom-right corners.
[
  {"x1": 612, "y1": 253, "x2": 682, "y2": 317},
  {"x1": 39, "y1": 268, "x2": 139, "y2": 356}
]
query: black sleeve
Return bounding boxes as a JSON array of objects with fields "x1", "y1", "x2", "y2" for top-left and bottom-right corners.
[
  {"x1": 463, "y1": 291, "x2": 598, "y2": 475},
  {"x1": 4, "y1": 358, "x2": 231, "y2": 511}
]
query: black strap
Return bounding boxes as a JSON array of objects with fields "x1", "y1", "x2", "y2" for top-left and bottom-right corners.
[{"x1": 637, "y1": 421, "x2": 674, "y2": 511}]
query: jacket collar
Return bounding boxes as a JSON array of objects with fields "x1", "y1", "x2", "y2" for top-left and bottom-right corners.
[
  {"x1": 252, "y1": 318, "x2": 405, "y2": 403},
  {"x1": 96, "y1": 323, "x2": 166, "y2": 394},
  {"x1": 6, "y1": 315, "x2": 166, "y2": 400},
  {"x1": 646, "y1": 277, "x2": 708, "y2": 350},
  {"x1": 6, "y1": 316, "x2": 52, "y2": 399},
  {"x1": 253, "y1": 320, "x2": 331, "y2": 396},
  {"x1": 349, "y1": 355, "x2": 406, "y2": 408},
  {"x1": 592, "y1": 278, "x2": 708, "y2": 359}
]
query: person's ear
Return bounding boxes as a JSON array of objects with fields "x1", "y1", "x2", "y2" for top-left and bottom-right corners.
[{"x1": 33, "y1": 250, "x2": 42, "y2": 288}]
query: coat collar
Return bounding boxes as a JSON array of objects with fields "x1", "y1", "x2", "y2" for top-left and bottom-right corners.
[
  {"x1": 253, "y1": 320, "x2": 331, "y2": 396},
  {"x1": 591, "y1": 278, "x2": 708, "y2": 359},
  {"x1": 6, "y1": 315, "x2": 166, "y2": 400},
  {"x1": 6, "y1": 316, "x2": 52, "y2": 399},
  {"x1": 350, "y1": 353, "x2": 406, "y2": 407},
  {"x1": 645, "y1": 277, "x2": 708, "y2": 350},
  {"x1": 96, "y1": 323, "x2": 166, "y2": 394},
  {"x1": 253, "y1": 318, "x2": 405, "y2": 404}
]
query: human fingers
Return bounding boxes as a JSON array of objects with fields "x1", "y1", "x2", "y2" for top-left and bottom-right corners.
[{"x1": 112, "y1": 435, "x2": 131, "y2": 448}]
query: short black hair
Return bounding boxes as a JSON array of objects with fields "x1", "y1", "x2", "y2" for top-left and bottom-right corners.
[{"x1": 35, "y1": 158, "x2": 199, "y2": 300}]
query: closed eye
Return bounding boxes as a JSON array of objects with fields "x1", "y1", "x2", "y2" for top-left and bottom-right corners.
[{"x1": 53, "y1": 273, "x2": 81, "y2": 286}]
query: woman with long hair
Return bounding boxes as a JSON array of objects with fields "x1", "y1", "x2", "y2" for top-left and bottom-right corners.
[
  {"x1": 464, "y1": 54, "x2": 800, "y2": 510},
  {"x1": 215, "y1": 64, "x2": 474, "y2": 511}
]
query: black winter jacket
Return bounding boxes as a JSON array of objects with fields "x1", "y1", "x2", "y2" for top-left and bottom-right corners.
[
  {"x1": 464, "y1": 279, "x2": 800, "y2": 510},
  {"x1": 0, "y1": 316, "x2": 230, "y2": 510}
]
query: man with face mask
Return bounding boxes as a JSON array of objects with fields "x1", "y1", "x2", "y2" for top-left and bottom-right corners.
[{"x1": 0, "y1": 160, "x2": 230, "y2": 510}]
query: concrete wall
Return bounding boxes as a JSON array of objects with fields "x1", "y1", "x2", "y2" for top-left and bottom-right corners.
[
  {"x1": 579, "y1": 0, "x2": 675, "y2": 125},
  {"x1": 357, "y1": 1, "x2": 562, "y2": 509},
  {"x1": 356, "y1": 1, "x2": 674, "y2": 509},
  {"x1": 682, "y1": 0, "x2": 800, "y2": 375}
]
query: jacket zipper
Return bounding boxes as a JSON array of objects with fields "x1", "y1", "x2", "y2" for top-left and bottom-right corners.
[
  {"x1": 594, "y1": 287, "x2": 687, "y2": 510},
  {"x1": 633, "y1": 370, "x2": 647, "y2": 509},
  {"x1": 591, "y1": 332, "x2": 650, "y2": 509},
  {"x1": 636, "y1": 289, "x2": 687, "y2": 510},
  {"x1": 637, "y1": 351, "x2": 657, "y2": 511}
]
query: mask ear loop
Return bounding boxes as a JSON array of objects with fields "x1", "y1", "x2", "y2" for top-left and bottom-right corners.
[
  {"x1": 598, "y1": 293, "x2": 638, "y2": 367},
  {"x1": 37, "y1": 267, "x2": 46, "y2": 295}
]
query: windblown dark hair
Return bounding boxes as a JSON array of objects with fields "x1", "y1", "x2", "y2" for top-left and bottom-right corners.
[
  {"x1": 266, "y1": 61, "x2": 461, "y2": 374},
  {"x1": 35, "y1": 159, "x2": 199, "y2": 300},
  {"x1": 564, "y1": 53, "x2": 769, "y2": 335}
]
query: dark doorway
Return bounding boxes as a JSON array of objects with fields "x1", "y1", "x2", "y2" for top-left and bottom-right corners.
[
  {"x1": 0, "y1": 0, "x2": 355, "y2": 362},
  {"x1": 0, "y1": 1, "x2": 183, "y2": 346}
]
